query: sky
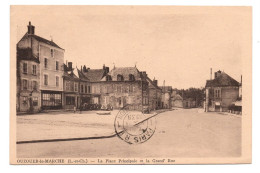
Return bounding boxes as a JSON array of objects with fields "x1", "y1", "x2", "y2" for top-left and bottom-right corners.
[{"x1": 11, "y1": 6, "x2": 251, "y2": 89}]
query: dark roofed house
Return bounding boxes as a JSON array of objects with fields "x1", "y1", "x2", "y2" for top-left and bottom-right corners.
[
  {"x1": 83, "y1": 66, "x2": 150, "y2": 111},
  {"x1": 205, "y1": 70, "x2": 240, "y2": 112},
  {"x1": 63, "y1": 63, "x2": 92, "y2": 110}
]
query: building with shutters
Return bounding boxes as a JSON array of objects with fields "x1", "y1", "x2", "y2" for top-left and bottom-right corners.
[
  {"x1": 17, "y1": 22, "x2": 65, "y2": 111},
  {"x1": 62, "y1": 62, "x2": 92, "y2": 110},
  {"x1": 16, "y1": 47, "x2": 40, "y2": 112},
  {"x1": 98, "y1": 66, "x2": 150, "y2": 111}
]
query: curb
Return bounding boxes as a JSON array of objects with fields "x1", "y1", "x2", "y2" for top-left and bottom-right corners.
[{"x1": 17, "y1": 133, "x2": 117, "y2": 144}]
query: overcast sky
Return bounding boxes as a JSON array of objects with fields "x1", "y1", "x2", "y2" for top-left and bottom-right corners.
[{"x1": 11, "y1": 6, "x2": 251, "y2": 89}]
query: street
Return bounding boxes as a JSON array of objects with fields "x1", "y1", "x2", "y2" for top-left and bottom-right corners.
[{"x1": 17, "y1": 108, "x2": 241, "y2": 158}]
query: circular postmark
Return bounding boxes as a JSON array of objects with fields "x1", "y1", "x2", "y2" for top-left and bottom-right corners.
[{"x1": 114, "y1": 105, "x2": 156, "y2": 144}]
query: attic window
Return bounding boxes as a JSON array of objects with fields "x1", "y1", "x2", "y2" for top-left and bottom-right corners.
[
  {"x1": 106, "y1": 75, "x2": 112, "y2": 81},
  {"x1": 117, "y1": 74, "x2": 124, "y2": 81},
  {"x1": 129, "y1": 74, "x2": 135, "y2": 81}
]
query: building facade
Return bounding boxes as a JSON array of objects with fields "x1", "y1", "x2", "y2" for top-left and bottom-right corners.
[
  {"x1": 146, "y1": 78, "x2": 162, "y2": 110},
  {"x1": 205, "y1": 70, "x2": 240, "y2": 112},
  {"x1": 16, "y1": 48, "x2": 40, "y2": 112},
  {"x1": 96, "y1": 67, "x2": 150, "y2": 111},
  {"x1": 160, "y1": 86, "x2": 173, "y2": 109},
  {"x1": 17, "y1": 22, "x2": 65, "y2": 111}
]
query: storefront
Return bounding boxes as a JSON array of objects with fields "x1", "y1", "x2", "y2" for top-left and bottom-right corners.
[{"x1": 41, "y1": 90, "x2": 62, "y2": 110}]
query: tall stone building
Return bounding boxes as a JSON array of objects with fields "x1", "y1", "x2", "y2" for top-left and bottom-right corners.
[
  {"x1": 16, "y1": 47, "x2": 40, "y2": 112},
  {"x1": 17, "y1": 22, "x2": 64, "y2": 111},
  {"x1": 81, "y1": 65, "x2": 109, "y2": 105},
  {"x1": 97, "y1": 66, "x2": 150, "y2": 111}
]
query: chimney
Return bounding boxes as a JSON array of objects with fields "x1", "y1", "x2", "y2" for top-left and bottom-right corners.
[
  {"x1": 214, "y1": 70, "x2": 222, "y2": 79},
  {"x1": 27, "y1": 21, "x2": 35, "y2": 35},
  {"x1": 141, "y1": 71, "x2": 147, "y2": 78},
  {"x1": 105, "y1": 67, "x2": 109, "y2": 74},
  {"x1": 210, "y1": 68, "x2": 212, "y2": 80},
  {"x1": 241, "y1": 75, "x2": 242, "y2": 85},
  {"x1": 153, "y1": 80, "x2": 158, "y2": 86},
  {"x1": 82, "y1": 65, "x2": 86, "y2": 72},
  {"x1": 68, "y1": 62, "x2": 72, "y2": 71}
]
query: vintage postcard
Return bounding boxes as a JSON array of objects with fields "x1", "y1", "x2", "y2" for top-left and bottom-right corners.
[{"x1": 10, "y1": 5, "x2": 252, "y2": 164}]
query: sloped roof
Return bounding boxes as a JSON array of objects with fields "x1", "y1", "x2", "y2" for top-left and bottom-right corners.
[
  {"x1": 146, "y1": 76, "x2": 161, "y2": 90},
  {"x1": 82, "y1": 69, "x2": 105, "y2": 82},
  {"x1": 19, "y1": 33, "x2": 63, "y2": 50},
  {"x1": 206, "y1": 72, "x2": 239, "y2": 87},
  {"x1": 101, "y1": 67, "x2": 141, "y2": 81},
  {"x1": 17, "y1": 48, "x2": 39, "y2": 63},
  {"x1": 77, "y1": 68, "x2": 89, "y2": 81},
  {"x1": 63, "y1": 71, "x2": 80, "y2": 81}
]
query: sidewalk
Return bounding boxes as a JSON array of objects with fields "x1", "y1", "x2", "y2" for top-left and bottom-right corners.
[{"x1": 16, "y1": 110, "x2": 159, "y2": 143}]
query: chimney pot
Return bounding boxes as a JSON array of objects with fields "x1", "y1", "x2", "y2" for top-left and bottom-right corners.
[
  {"x1": 68, "y1": 62, "x2": 72, "y2": 71},
  {"x1": 27, "y1": 21, "x2": 35, "y2": 35}
]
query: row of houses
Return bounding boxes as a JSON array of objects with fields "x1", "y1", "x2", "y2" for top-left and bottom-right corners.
[{"x1": 16, "y1": 22, "x2": 173, "y2": 113}]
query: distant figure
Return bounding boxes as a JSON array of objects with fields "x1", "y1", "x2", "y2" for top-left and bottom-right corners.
[{"x1": 73, "y1": 105, "x2": 76, "y2": 113}]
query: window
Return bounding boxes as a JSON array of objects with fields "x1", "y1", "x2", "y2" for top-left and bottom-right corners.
[
  {"x1": 32, "y1": 81, "x2": 37, "y2": 90},
  {"x1": 65, "y1": 82, "x2": 70, "y2": 91},
  {"x1": 22, "y1": 79, "x2": 28, "y2": 90},
  {"x1": 143, "y1": 97, "x2": 148, "y2": 105},
  {"x1": 85, "y1": 86, "x2": 88, "y2": 93},
  {"x1": 56, "y1": 76, "x2": 59, "y2": 87},
  {"x1": 66, "y1": 96, "x2": 75, "y2": 105},
  {"x1": 88, "y1": 86, "x2": 91, "y2": 93},
  {"x1": 129, "y1": 74, "x2": 135, "y2": 81},
  {"x1": 44, "y1": 58, "x2": 48, "y2": 68},
  {"x1": 81, "y1": 85, "x2": 84, "y2": 93},
  {"x1": 33, "y1": 97, "x2": 38, "y2": 106},
  {"x1": 214, "y1": 89, "x2": 221, "y2": 98},
  {"x1": 117, "y1": 85, "x2": 122, "y2": 93},
  {"x1": 23, "y1": 63, "x2": 27, "y2": 74},
  {"x1": 106, "y1": 75, "x2": 112, "y2": 81},
  {"x1": 129, "y1": 85, "x2": 134, "y2": 93},
  {"x1": 42, "y1": 93, "x2": 61, "y2": 107},
  {"x1": 32, "y1": 65, "x2": 36, "y2": 75},
  {"x1": 51, "y1": 49, "x2": 54, "y2": 58},
  {"x1": 117, "y1": 74, "x2": 124, "y2": 81},
  {"x1": 74, "y1": 83, "x2": 78, "y2": 92},
  {"x1": 56, "y1": 61, "x2": 59, "y2": 70},
  {"x1": 22, "y1": 96, "x2": 28, "y2": 105},
  {"x1": 44, "y1": 74, "x2": 48, "y2": 85}
]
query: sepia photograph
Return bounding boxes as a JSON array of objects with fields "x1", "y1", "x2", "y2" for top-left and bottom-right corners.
[{"x1": 10, "y1": 5, "x2": 252, "y2": 164}]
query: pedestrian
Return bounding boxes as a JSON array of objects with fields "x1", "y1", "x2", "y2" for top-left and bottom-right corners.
[{"x1": 73, "y1": 105, "x2": 76, "y2": 113}]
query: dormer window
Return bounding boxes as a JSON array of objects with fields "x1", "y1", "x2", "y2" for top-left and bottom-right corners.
[
  {"x1": 129, "y1": 74, "x2": 135, "y2": 81},
  {"x1": 117, "y1": 74, "x2": 124, "y2": 81},
  {"x1": 106, "y1": 75, "x2": 112, "y2": 81}
]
